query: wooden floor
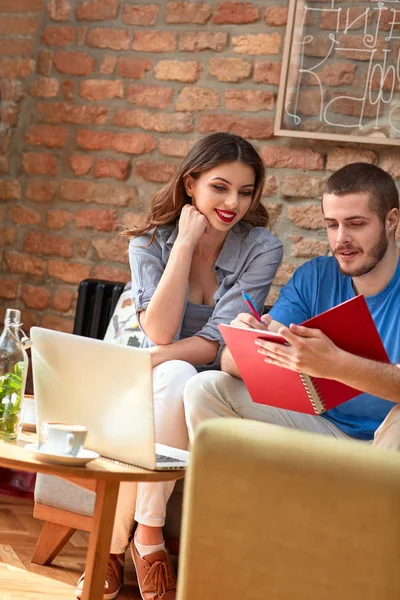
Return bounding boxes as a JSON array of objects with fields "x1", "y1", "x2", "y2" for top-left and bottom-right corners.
[{"x1": 0, "y1": 494, "x2": 142, "y2": 599}]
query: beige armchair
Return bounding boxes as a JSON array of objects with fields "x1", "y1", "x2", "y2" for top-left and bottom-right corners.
[{"x1": 177, "y1": 418, "x2": 400, "y2": 600}]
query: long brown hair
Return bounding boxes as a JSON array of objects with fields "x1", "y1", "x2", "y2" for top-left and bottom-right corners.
[{"x1": 125, "y1": 133, "x2": 269, "y2": 242}]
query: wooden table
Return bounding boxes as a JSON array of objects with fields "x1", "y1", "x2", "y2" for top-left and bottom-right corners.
[{"x1": 0, "y1": 436, "x2": 185, "y2": 600}]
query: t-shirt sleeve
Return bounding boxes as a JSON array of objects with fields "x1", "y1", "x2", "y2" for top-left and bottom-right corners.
[
  {"x1": 196, "y1": 242, "x2": 284, "y2": 344},
  {"x1": 268, "y1": 261, "x2": 315, "y2": 326}
]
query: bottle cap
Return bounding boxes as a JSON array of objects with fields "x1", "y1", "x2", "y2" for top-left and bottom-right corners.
[{"x1": 5, "y1": 308, "x2": 21, "y2": 325}]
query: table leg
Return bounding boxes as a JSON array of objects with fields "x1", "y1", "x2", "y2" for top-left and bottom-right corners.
[{"x1": 82, "y1": 479, "x2": 120, "y2": 600}]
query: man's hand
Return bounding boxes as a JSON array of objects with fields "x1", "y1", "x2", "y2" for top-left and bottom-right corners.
[
  {"x1": 255, "y1": 323, "x2": 343, "y2": 379},
  {"x1": 230, "y1": 312, "x2": 271, "y2": 331}
]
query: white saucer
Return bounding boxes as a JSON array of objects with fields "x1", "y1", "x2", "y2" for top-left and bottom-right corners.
[{"x1": 25, "y1": 443, "x2": 99, "y2": 467}]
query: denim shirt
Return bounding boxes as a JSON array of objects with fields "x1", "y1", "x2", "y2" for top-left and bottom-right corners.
[{"x1": 129, "y1": 221, "x2": 283, "y2": 369}]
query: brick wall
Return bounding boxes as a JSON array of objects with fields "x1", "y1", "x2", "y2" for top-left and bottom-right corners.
[{"x1": 0, "y1": 0, "x2": 399, "y2": 333}]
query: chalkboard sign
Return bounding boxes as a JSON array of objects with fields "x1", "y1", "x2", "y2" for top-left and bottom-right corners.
[{"x1": 275, "y1": 0, "x2": 400, "y2": 146}]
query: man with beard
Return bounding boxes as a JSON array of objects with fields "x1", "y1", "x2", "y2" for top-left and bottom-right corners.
[{"x1": 183, "y1": 162, "x2": 400, "y2": 449}]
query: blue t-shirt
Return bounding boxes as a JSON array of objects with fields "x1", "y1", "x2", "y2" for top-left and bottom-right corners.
[{"x1": 269, "y1": 256, "x2": 400, "y2": 440}]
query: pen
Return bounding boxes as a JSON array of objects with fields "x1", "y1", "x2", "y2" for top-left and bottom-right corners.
[{"x1": 241, "y1": 291, "x2": 263, "y2": 323}]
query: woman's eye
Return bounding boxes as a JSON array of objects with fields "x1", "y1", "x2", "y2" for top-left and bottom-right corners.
[
  {"x1": 240, "y1": 190, "x2": 252, "y2": 197},
  {"x1": 212, "y1": 185, "x2": 226, "y2": 192}
]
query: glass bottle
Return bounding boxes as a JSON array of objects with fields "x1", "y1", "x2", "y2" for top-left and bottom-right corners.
[{"x1": 0, "y1": 309, "x2": 29, "y2": 440}]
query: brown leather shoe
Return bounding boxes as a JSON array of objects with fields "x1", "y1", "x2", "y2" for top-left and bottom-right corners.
[
  {"x1": 75, "y1": 553, "x2": 124, "y2": 600},
  {"x1": 130, "y1": 539, "x2": 176, "y2": 600}
]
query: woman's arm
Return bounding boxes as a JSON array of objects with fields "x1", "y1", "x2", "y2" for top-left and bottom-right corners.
[{"x1": 149, "y1": 336, "x2": 220, "y2": 368}]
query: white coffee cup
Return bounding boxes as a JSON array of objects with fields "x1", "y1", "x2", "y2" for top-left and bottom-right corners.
[{"x1": 44, "y1": 422, "x2": 88, "y2": 456}]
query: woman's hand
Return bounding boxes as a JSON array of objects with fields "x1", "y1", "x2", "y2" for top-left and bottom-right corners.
[
  {"x1": 230, "y1": 312, "x2": 271, "y2": 330},
  {"x1": 176, "y1": 204, "x2": 210, "y2": 250}
]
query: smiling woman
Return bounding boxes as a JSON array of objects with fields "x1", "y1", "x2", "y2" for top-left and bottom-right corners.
[{"x1": 74, "y1": 133, "x2": 284, "y2": 600}]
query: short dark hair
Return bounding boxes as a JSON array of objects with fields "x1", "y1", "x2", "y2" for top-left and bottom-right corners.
[{"x1": 324, "y1": 163, "x2": 399, "y2": 221}]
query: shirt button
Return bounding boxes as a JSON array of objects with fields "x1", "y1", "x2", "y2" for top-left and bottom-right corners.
[{"x1": 215, "y1": 266, "x2": 219, "y2": 271}]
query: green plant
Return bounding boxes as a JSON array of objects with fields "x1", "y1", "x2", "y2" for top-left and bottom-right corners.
[{"x1": 0, "y1": 361, "x2": 25, "y2": 438}]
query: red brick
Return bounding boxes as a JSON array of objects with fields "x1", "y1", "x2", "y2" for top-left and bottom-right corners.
[
  {"x1": 87, "y1": 28, "x2": 130, "y2": 51},
  {"x1": 266, "y1": 285, "x2": 280, "y2": 305},
  {"x1": 75, "y1": 238, "x2": 90, "y2": 257},
  {"x1": 9, "y1": 204, "x2": 41, "y2": 225},
  {"x1": 76, "y1": 129, "x2": 156, "y2": 154},
  {"x1": 0, "y1": 226, "x2": 16, "y2": 246},
  {"x1": 209, "y1": 57, "x2": 251, "y2": 82},
  {"x1": 46, "y1": 208, "x2": 72, "y2": 230},
  {"x1": 337, "y1": 34, "x2": 387, "y2": 61},
  {"x1": 93, "y1": 265, "x2": 130, "y2": 283},
  {"x1": 54, "y1": 50, "x2": 95, "y2": 75},
  {"x1": 1, "y1": 104, "x2": 19, "y2": 127},
  {"x1": 94, "y1": 158, "x2": 129, "y2": 181},
  {"x1": 41, "y1": 26, "x2": 74, "y2": 47},
  {"x1": 0, "y1": 39, "x2": 33, "y2": 57},
  {"x1": 99, "y1": 55, "x2": 116, "y2": 75},
  {"x1": 41, "y1": 314, "x2": 74, "y2": 333},
  {"x1": 76, "y1": 0, "x2": 119, "y2": 21},
  {"x1": 60, "y1": 179, "x2": 137, "y2": 207},
  {"x1": 26, "y1": 179, "x2": 57, "y2": 203},
  {"x1": 117, "y1": 57, "x2": 152, "y2": 78},
  {"x1": 22, "y1": 284, "x2": 50, "y2": 309},
  {"x1": 166, "y1": 1, "x2": 211, "y2": 24},
  {"x1": 264, "y1": 6, "x2": 287, "y2": 26},
  {"x1": 0, "y1": 207, "x2": 5, "y2": 222},
  {"x1": 22, "y1": 152, "x2": 57, "y2": 176},
  {"x1": 274, "y1": 262, "x2": 297, "y2": 286},
  {"x1": 261, "y1": 146, "x2": 324, "y2": 170},
  {"x1": 132, "y1": 31, "x2": 176, "y2": 52},
  {"x1": 158, "y1": 138, "x2": 195, "y2": 157},
  {"x1": 213, "y1": 2, "x2": 259, "y2": 24},
  {"x1": 320, "y1": 7, "x2": 371, "y2": 31},
  {"x1": 135, "y1": 160, "x2": 176, "y2": 183},
  {"x1": 123, "y1": 4, "x2": 158, "y2": 26},
  {"x1": 303, "y1": 36, "x2": 331, "y2": 58},
  {"x1": 0, "y1": 277, "x2": 18, "y2": 300},
  {"x1": 25, "y1": 124, "x2": 68, "y2": 148},
  {"x1": 179, "y1": 32, "x2": 227, "y2": 52},
  {"x1": 29, "y1": 77, "x2": 59, "y2": 98},
  {"x1": 48, "y1": 260, "x2": 91, "y2": 284},
  {"x1": 0, "y1": 179, "x2": 20, "y2": 201},
  {"x1": 47, "y1": 0, "x2": 71, "y2": 21},
  {"x1": 287, "y1": 205, "x2": 325, "y2": 230},
  {"x1": 80, "y1": 79, "x2": 123, "y2": 101},
  {"x1": 281, "y1": 175, "x2": 324, "y2": 199},
  {"x1": 5, "y1": 251, "x2": 46, "y2": 277},
  {"x1": 37, "y1": 102, "x2": 109, "y2": 124},
  {"x1": 232, "y1": 33, "x2": 281, "y2": 55},
  {"x1": 92, "y1": 237, "x2": 128, "y2": 263},
  {"x1": 263, "y1": 177, "x2": 279, "y2": 199},
  {"x1": 225, "y1": 89, "x2": 274, "y2": 112},
  {"x1": 127, "y1": 84, "x2": 173, "y2": 108},
  {"x1": 327, "y1": 148, "x2": 378, "y2": 171},
  {"x1": 264, "y1": 200, "x2": 281, "y2": 223},
  {"x1": 290, "y1": 235, "x2": 329, "y2": 258},
  {"x1": 0, "y1": 156, "x2": 8, "y2": 174},
  {"x1": 0, "y1": 132, "x2": 12, "y2": 154},
  {"x1": 25, "y1": 231, "x2": 72, "y2": 257},
  {"x1": 176, "y1": 86, "x2": 219, "y2": 111},
  {"x1": 0, "y1": 79, "x2": 24, "y2": 102},
  {"x1": 121, "y1": 212, "x2": 143, "y2": 229},
  {"x1": 154, "y1": 60, "x2": 201, "y2": 82},
  {"x1": 0, "y1": 0, "x2": 43, "y2": 11},
  {"x1": 198, "y1": 114, "x2": 274, "y2": 139},
  {"x1": 69, "y1": 154, "x2": 92, "y2": 176},
  {"x1": 37, "y1": 50, "x2": 53, "y2": 76},
  {"x1": 61, "y1": 80, "x2": 74, "y2": 99},
  {"x1": 0, "y1": 16, "x2": 38, "y2": 35},
  {"x1": 0, "y1": 58, "x2": 35, "y2": 79},
  {"x1": 53, "y1": 288, "x2": 73, "y2": 312},
  {"x1": 113, "y1": 109, "x2": 193, "y2": 133},
  {"x1": 329, "y1": 93, "x2": 381, "y2": 119},
  {"x1": 297, "y1": 90, "x2": 325, "y2": 116},
  {"x1": 308, "y1": 63, "x2": 356, "y2": 87},
  {"x1": 74, "y1": 208, "x2": 118, "y2": 231}
]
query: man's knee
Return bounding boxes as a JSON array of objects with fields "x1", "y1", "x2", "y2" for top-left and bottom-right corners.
[{"x1": 374, "y1": 404, "x2": 400, "y2": 451}]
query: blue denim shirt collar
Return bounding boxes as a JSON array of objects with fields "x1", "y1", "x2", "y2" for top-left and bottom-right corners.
[{"x1": 164, "y1": 222, "x2": 245, "y2": 274}]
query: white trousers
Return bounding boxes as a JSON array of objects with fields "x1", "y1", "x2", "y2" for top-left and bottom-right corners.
[
  {"x1": 183, "y1": 370, "x2": 400, "y2": 449},
  {"x1": 110, "y1": 360, "x2": 197, "y2": 554}
]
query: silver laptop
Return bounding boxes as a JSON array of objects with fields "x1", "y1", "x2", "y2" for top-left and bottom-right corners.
[{"x1": 30, "y1": 327, "x2": 189, "y2": 470}]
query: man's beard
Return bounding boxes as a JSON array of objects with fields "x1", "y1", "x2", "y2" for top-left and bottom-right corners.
[{"x1": 333, "y1": 227, "x2": 389, "y2": 277}]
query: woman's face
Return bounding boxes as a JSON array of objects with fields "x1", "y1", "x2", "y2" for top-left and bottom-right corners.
[{"x1": 185, "y1": 161, "x2": 256, "y2": 232}]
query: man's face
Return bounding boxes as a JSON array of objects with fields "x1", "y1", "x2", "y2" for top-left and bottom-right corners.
[{"x1": 322, "y1": 192, "x2": 389, "y2": 277}]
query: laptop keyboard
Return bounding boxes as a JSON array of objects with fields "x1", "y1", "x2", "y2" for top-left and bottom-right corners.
[{"x1": 156, "y1": 453, "x2": 186, "y2": 464}]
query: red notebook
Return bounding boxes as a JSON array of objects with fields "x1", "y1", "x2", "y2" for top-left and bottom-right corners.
[{"x1": 218, "y1": 295, "x2": 390, "y2": 415}]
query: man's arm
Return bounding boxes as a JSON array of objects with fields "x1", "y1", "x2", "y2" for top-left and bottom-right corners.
[
  {"x1": 256, "y1": 323, "x2": 400, "y2": 404},
  {"x1": 220, "y1": 313, "x2": 283, "y2": 378}
]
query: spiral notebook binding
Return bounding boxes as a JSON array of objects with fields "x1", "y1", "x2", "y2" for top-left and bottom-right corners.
[{"x1": 299, "y1": 373, "x2": 326, "y2": 414}]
